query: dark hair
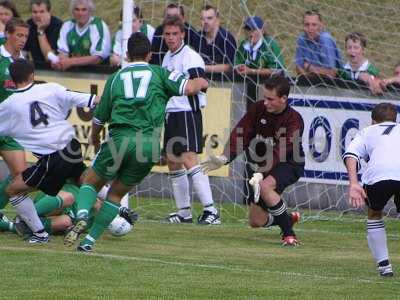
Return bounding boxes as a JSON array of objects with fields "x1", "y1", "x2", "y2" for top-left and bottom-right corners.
[
  {"x1": 264, "y1": 74, "x2": 290, "y2": 98},
  {"x1": 345, "y1": 32, "x2": 367, "y2": 48},
  {"x1": 5, "y1": 18, "x2": 29, "y2": 34},
  {"x1": 30, "y1": 0, "x2": 51, "y2": 11},
  {"x1": 119, "y1": 6, "x2": 143, "y2": 21},
  {"x1": 0, "y1": 0, "x2": 20, "y2": 18},
  {"x1": 9, "y1": 59, "x2": 34, "y2": 84},
  {"x1": 371, "y1": 103, "x2": 397, "y2": 123},
  {"x1": 202, "y1": 4, "x2": 219, "y2": 17},
  {"x1": 304, "y1": 9, "x2": 321, "y2": 21},
  {"x1": 162, "y1": 15, "x2": 185, "y2": 33},
  {"x1": 127, "y1": 32, "x2": 150, "y2": 61},
  {"x1": 134, "y1": 6, "x2": 143, "y2": 19},
  {"x1": 165, "y1": 3, "x2": 184, "y2": 17}
]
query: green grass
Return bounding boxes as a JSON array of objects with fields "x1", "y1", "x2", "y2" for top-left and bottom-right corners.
[{"x1": 0, "y1": 198, "x2": 399, "y2": 299}]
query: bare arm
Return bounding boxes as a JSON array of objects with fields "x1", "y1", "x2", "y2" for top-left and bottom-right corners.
[
  {"x1": 344, "y1": 157, "x2": 367, "y2": 208},
  {"x1": 183, "y1": 78, "x2": 208, "y2": 95},
  {"x1": 37, "y1": 33, "x2": 55, "y2": 61},
  {"x1": 205, "y1": 64, "x2": 231, "y2": 73},
  {"x1": 307, "y1": 64, "x2": 337, "y2": 78},
  {"x1": 53, "y1": 55, "x2": 102, "y2": 71}
]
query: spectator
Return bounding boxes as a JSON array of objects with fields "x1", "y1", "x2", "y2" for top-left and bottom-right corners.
[
  {"x1": 198, "y1": 4, "x2": 236, "y2": 73},
  {"x1": 110, "y1": 6, "x2": 155, "y2": 67},
  {"x1": 234, "y1": 16, "x2": 285, "y2": 76},
  {"x1": 338, "y1": 32, "x2": 382, "y2": 95},
  {"x1": 381, "y1": 62, "x2": 400, "y2": 88},
  {"x1": 0, "y1": 1, "x2": 19, "y2": 45},
  {"x1": 295, "y1": 9, "x2": 341, "y2": 78},
  {"x1": 53, "y1": 0, "x2": 111, "y2": 71},
  {"x1": 150, "y1": 3, "x2": 201, "y2": 65},
  {"x1": 24, "y1": 0, "x2": 63, "y2": 63}
]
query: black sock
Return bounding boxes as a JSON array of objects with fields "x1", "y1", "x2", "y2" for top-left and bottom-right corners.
[
  {"x1": 378, "y1": 259, "x2": 390, "y2": 267},
  {"x1": 268, "y1": 200, "x2": 294, "y2": 237}
]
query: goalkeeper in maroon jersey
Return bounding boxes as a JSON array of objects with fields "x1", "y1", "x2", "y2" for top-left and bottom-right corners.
[{"x1": 201, "y1": 75, "x2": 304, "y2": 246}]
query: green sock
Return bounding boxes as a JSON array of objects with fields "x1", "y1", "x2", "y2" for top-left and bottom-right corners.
[
  {"x1": 0, "y1": 175, "x2": 11, "y2": 209},
  {"x1": 76, "y1": 184, "x2": 98, "y2": 219},
  {"x1": 81, "y1": 200, "x2": 120, "y2": 246},
  {"x1": 40, "y1": 217, "x2": 53, "y2": 234},
  {"x1": 0, "y1": 218, "x2": 14, "y2": 232},
  {"x1": 35, "y1": 195, "x2": 63, "y2": 216}
]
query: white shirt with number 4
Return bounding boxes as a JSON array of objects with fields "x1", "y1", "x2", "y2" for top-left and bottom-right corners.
[
  {"x1": 343, "y1": 121, "x2": 400, "y2": 185},
  {"x1": 0, "y1": 82, "x2": 95, "y2": 154}
]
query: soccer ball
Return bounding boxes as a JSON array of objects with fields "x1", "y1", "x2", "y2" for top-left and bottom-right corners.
[{"x1": 108, "y1": 216, "x2": 133, "y2": 236}]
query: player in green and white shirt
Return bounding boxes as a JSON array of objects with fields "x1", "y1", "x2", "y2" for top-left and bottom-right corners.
[
  {"x1": 110, "y1": 6, "x2": 155, "y2": 66},
  {"x1": 64, "y1": 32, "x2": 208, "y2": 252},
  {"x1": 53, "y1": 0, "x2": 111, "y2": 70},
  {"x1": 0, "y1": 19, "x2": 29, "y2": 217},
  {"x1": 338, "y1": 32, "x2": 381, "y2": 94}
]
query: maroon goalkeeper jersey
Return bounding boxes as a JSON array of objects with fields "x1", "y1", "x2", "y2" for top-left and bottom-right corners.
[{"x1": 223, "y1": 101, "x2": 305, "y2": 172}]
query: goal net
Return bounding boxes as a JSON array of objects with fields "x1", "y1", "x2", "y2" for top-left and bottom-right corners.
[
  {"x1": 29, "y1": 0, "x2": 400, "y2": 222},
  {"x1": 123, "y1": 0, "x2": 400, "y2": 222}
]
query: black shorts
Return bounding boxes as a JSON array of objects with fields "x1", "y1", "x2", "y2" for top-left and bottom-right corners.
[
  {"x1": 22, "y1": 139, "x2": 86, "y2": 196},
  {"x1": 163, "y1": 110, "x2": 203, "y2": 156},
  {"x1": 256, "y1": 162, "x2": 304, "y2": 211},
  {"x1": 364, "y1": 180, "x2": 400, "y2": 211}
]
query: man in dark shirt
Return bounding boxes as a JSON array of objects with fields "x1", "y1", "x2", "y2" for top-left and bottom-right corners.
[
  {"x1": 24, "y1": 0, "x2": 62, "y2": 63},
  {"x1": 202, "y1": 75, "x2": 304, "y2": 246},
  {"x1": 150, "y1": 3, "x2": 201, "y2": 65},
  {"x1": 198, "y1": 4, "x2": 236, "y2": 73}
]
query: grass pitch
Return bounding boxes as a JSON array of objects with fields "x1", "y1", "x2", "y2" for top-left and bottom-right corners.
[{"x1": 0, "y1": 198, "x2": 399, "y2": 300}]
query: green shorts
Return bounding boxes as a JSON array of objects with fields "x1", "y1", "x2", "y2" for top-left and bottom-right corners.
[
  {"x1": 92, "y1": 132, "x2": 157, "y2": 187},
  {"x1": 0, "y1": 136, "x2": 23, "y2": 151}
]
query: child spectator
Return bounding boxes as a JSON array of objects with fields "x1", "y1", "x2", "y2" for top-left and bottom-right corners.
[
  {"x1": 338, "y1": 32, "x2": 382, "y2": 95},
  {"x1": 234, "y1": 16, "x2": 285, "y2": 76}
]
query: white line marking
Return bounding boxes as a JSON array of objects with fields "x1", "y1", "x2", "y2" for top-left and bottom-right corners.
[{"x1": 0, "y1": 246, "x2": 396, "y2": 285}]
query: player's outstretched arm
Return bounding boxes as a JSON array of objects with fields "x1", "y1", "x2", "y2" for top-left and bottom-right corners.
[
  {"x1": 345, "y1": 157, "x2": 366, "y2": 208},
  {"x1": 200, "y1": 154, "x2": 228, "y2": 173},
  {"x1": 184, "y1": 78, "x2": 209, "y2": 96}
]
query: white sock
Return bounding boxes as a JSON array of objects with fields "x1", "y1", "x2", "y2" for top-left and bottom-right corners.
[
  {"x1": 120, "y1": 193, "x2": 129, "y2": 208},
  {"x1": 98, "y1": 184, "x2": 129, "y2": 208},
  {"x1": 169, "y1": 169, "x2": 191, "y2": 218},
  {"x1": 367, "y1": 219, "x2": 389, "y2": 265},
  {"x1": 97, "y1": 184, "x2": 110, "y2": 201},
  {"x1": 188, "y1": 165, "x2": 217, "y2": 214},
  {"x1": 10, "y1": 194, "x2": 44, "y2": 233}
]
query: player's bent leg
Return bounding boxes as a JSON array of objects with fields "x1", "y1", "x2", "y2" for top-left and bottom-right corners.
[
  {"x1": 249, "y1": 203, "x2": 270, "y2": 228},
  {"x1": 64, "y1": 168, "x2": 107, "y2": 247},
  {"x1": 259, "y1": 175, "x2": 298, "y2": 246},
  {"x1": 0, "y1": 149, "x2": 27, "y2": 177},
  {"x1": 0, "y1": 149, "x2": 26, "y2": 209},
  {"x1": 6, "y1": 174, "x2": 49, "y2": 243},
  {"x1": 78, "y1": 180, "x2": 131, "y2": 252},
  {"x1": 367, "y1": 208, "x2": 393, "y2": 276}
]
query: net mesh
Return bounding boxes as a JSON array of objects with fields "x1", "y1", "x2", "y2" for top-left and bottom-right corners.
[{"x1": 22, "y1": 0, "x2": 400, "y2": 222}]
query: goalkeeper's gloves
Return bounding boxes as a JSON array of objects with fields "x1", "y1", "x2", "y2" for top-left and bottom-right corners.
[
  {"x1": 201, "y1": 155, "x2": 228, "y2": 173},
  {"x1": 249, "y1": 173, "x2": 264, "y2": 203}
]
